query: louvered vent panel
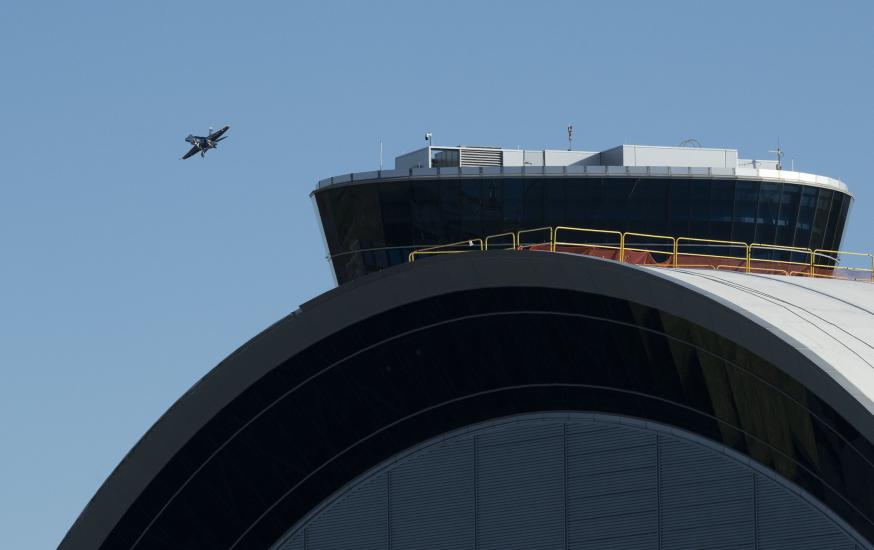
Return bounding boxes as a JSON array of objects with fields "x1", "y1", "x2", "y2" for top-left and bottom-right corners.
[
  {"x1": 306, "y1": 473, "x2": 387, "y2": 550},
  {"x1": 756, "y1": 475, "x2": 854, "y2": 550},
  {"x1": 659, "y1": 437, "x2": 755, "y2": 550},
  {"x1": 390, "y1": 438, "x2": 475, "y2": 550},
  {"x1": 460, "y1": 148, "x2": 502, "y2": 167},
  {"x1": 476, "y1": 423, "x2": 564, "y2": 550},
  {"x1": 567, "y1": 423, "x2": 658, "y2": 549}
]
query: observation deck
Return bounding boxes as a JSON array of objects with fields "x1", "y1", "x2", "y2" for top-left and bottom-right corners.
[{"x1": 314, "y1": 142, "x2": 853, "y2": 285}]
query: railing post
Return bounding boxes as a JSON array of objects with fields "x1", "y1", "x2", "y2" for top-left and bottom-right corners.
[
  {"x1": 619, "y1": 233, "x2": 625, "y2": 263},
  {"x1": 745, "y1": 245, "x2": 750, "y2": 274},
  {"x1": 673, "y1": 239, "x2": 678, "y2": 269},
  {"x1": 810, "y1": 250, "x2": 816, "y2": 278}
]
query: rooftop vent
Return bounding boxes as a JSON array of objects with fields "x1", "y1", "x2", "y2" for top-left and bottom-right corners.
[{"x1": 460, "y1": 148, "x2": 503, "y2": 167}]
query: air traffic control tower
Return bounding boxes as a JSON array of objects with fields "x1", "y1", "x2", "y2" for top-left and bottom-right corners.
[{"x1": 63, "y1": 142, "x2": 874, "y2": 550}]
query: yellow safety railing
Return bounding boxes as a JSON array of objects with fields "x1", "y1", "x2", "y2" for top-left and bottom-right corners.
[
  {"x1": 485, "y1": 232, "x2": 517, "y2": 251},
  {"x1": 406, "y1": 225, "x2": 873, "y2": 284},
  {"x1": 813, "y1": 249, "x2": 874, "y2": 282},
  {"x1": 622, "y1": 232, "x2": 676, "y2": 265},
  {"x1": 675, "y1": 237, "x2": 749, "y2": 271},
  {"x1": 517, "y1": 227, "x2": 554, "y2": 250},
  {"x1": 408, "y1": 238, "x2": 483, "y2": 262},
  {"x1": 749, "y1": 244, "x2": 814, "y2": 277},
  {"x1": 554, "y1": 227, "x2": 624, "y2": 256}
]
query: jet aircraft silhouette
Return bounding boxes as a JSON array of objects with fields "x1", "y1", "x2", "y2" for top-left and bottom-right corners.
[{"x1": 181, "y1": 125, "x2": 230, "y2": 159}]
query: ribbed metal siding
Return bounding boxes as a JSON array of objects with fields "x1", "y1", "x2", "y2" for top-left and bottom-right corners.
[
  {"x1": 304, "y1": 473, "x2": 388, "y2": 550},
  {"x1": 659, "y1": 437, "x2": 756, "y2": 549},
  {"x1": 273, "y1": 414, "x2": 871, "y2": 550},
  {"x1": 567, "y1": 422, "x2": 658, "y2": 549},
  {"x1": 390, "y1": 438, "x2": 475, "y2": 550},
  {"x1": 476, "y1": 421, "x2": 565, "y2": 549},
  {"x1": 278, "y1": 533, "x2": 303, "y2": 550},
  {"x1": 756, "y1": 475, "x2": 853, "y2": 549}
]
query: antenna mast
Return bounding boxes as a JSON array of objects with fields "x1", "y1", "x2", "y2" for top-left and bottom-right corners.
[
  {"x1": 769, "y1": 138, "x2": 783, "y2": 170},
  {"x1": 567, "y1": 124, "x2": 574, "y2": 151}
]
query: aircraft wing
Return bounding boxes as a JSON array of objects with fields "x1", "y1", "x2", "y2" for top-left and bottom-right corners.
[
  {"x1": 181, "y1": 145, "x2": 200, "y2": 160},
  {"x1": 208, "y1": 125, "x2": 229, "y2": 141}
]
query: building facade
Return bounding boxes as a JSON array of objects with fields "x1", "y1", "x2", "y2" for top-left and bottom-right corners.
[{"x1": 61, "y1": 143, "x2": 873, "y2": 550}]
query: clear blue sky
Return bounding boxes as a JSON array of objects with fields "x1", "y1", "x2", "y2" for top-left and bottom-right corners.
[{"x1": 1, "y1": 1, "x2": 872, "y2": 547}]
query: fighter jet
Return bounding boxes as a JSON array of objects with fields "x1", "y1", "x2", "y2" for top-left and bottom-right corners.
[{"x1": 181, "y1": 125, "x2": 230, "y2": 159}]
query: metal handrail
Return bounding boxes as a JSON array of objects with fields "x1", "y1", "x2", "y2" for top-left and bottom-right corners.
[
  {"x1": 517, "y1": 227, "x2": 554, "y2": 250},
  {"x1": 749, "y1": 243, "x2": 814, "y2": 277},
  {"x1": 622, "y1": 232, "x2": 676, "y2": 265},
  {"x1": 675, "y1": 237, "x2": 749, "y2": 270},
  {"x1": 554, "y1": 227, "x2": 624, "y2": 255},
  {"x1": 485, "y1": 232, "x2": 517, "y2": 251},
  {"x1": 813, "y1": 249, "x2": 874, "y2": 282},
  {"x1": 406, "y1": 225, "x2": 872, "y2": 283},
  {"x1": 409, "y1": 238, "x2": 483, "y2": 262}
]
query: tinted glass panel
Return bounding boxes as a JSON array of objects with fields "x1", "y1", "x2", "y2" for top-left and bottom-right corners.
[
  {"x1": 830, "y1": 195, "x2": 851, "y2": 251},
  {"x1": 688, "y1": 180, "x2": 711, "y2": 238},
  {"x1": 708, "y1": 180, "x2": 734, "y2": 241},
  {"x1": 794, "y1": 186, "x2": 818, "y2": 249},
  {"x1": 776, "y1": 184, "x2": 802, "y2": 244},
  {"x1": 668, "y1": 179, "x2": 691, "y2": 237},
  {"x1": 379, "y1": 181, "x2": 411, "y2": 245},
  {"x1": 809, "y1": 189, "x2": 833, "y2": 252},
  {"x1": 732, "y1": 180, "x2": 759, "y2": 244},
  {"x1": 823, "y1": 192, "x2": 845, "y2": 254},
  {"x1": 521, "y1": 179, "x2": 545, "y2": 229},
  {"x1": 316, "y1": 177, "x2": 852, "y2": 284},
  {"x1": 544, "y1": 179, "x2": 565, "y2": 226},
  {"x1": 754, "y1": 182, "x2": 781, "y2": 244},
  {"x1": 411, "y1": 180, "x2": 443, "y2": 244},
  {"x1": 602, "y1": 179, "x2": 634, "y2": 228},
  {"x1": 502, "y1": 179, "x2": 523, "y2": 230},
  {"x1": 460, "y1": 180, "x2": 483, "y2": 239}
]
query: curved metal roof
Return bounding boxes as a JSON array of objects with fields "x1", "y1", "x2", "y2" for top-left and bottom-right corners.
[
  {"x1": 648, "y1": 267, "x2": 874, "y2": 418},
  {"x1": 60, "y1": 252, "x2": 874, "y2": 549}
]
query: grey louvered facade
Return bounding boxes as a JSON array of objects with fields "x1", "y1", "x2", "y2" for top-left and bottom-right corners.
[{"x1": 275, "y1": 414, "x2": 870, "y2": 550}]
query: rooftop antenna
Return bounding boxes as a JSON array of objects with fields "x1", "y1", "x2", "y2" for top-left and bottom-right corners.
[
  {"x1": 567, "y1": 124, "x2": 574, "y2": 151},
  {"x1": 679, "y1": 138, "x2": 702, "y2": 147},
  {"x1": 769, "y1": 138, "x2": 783, "y2": 170},
  {"x1": 379, "y1": 140, "x2": 383, "y2": 171}
]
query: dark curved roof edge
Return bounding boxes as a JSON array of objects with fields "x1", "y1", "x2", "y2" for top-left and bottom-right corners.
[{"x1": 60, "y1": 251, "x2": 874, "y2": 549}]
